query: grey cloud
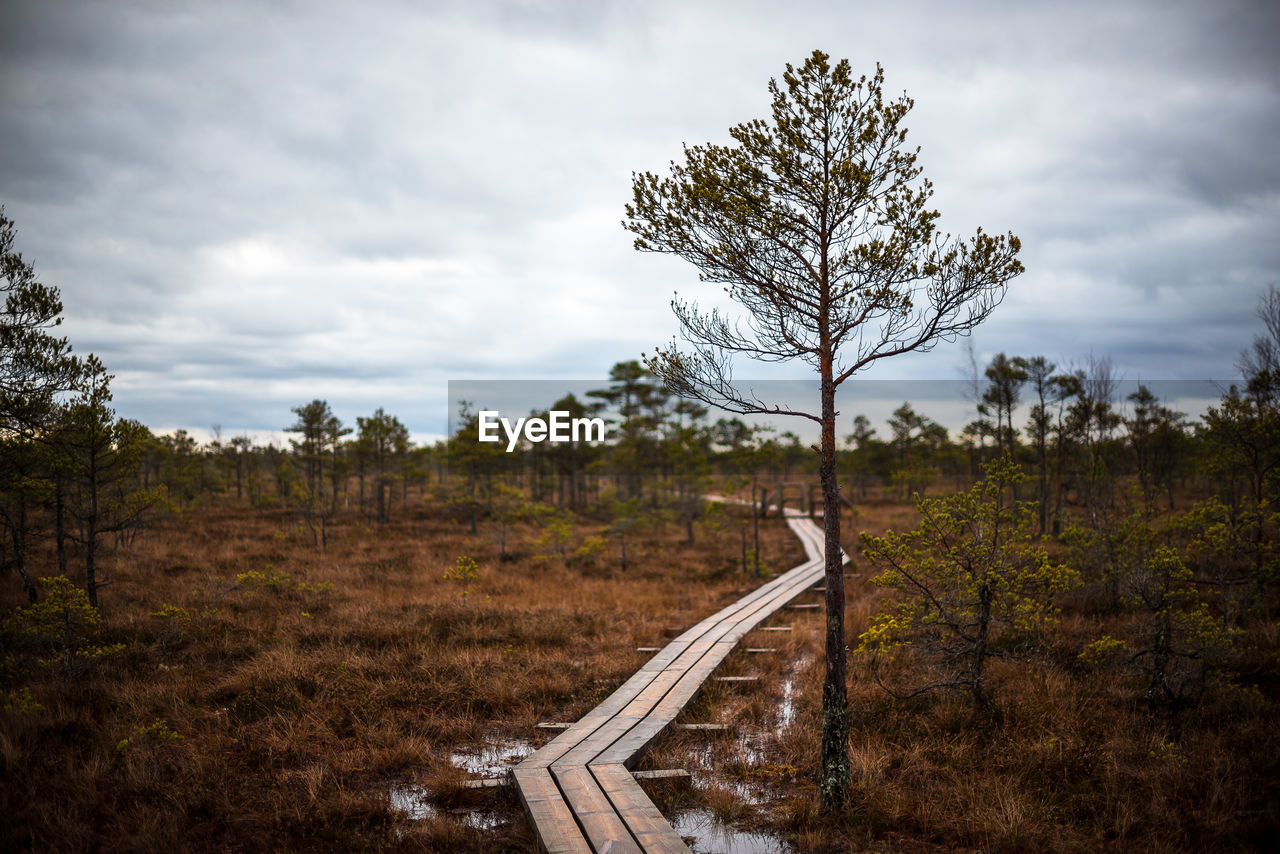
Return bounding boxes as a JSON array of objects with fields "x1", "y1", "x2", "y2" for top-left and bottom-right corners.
[{"x1": 0, "y1": 0, "x2": 1275, "y2": 435}]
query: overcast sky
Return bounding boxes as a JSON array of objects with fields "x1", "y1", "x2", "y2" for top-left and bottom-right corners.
[{"x1": 2, "y1": 0, "x2": 1277, "y2": 443}]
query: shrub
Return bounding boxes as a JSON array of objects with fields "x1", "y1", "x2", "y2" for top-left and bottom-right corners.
[
  {"x1": 2, "y1": 576, "x2": 124, "y2": 680},
  {"x1": 859, "y1": 457, "x2": 1078, "y2": 710}
]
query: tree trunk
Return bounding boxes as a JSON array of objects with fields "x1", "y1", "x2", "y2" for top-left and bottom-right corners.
[
  {"x1": 1037, "y1": 439, "x2": 1049, "y2": 537},
  {"x1": 55, "y1": 481, "x2": 68, "y2": 575},
  {"x1": 85, "y1": 515, "x2": 99, "y2": 608},
  {"x1": 971, "y1": 584, "x2": 992, "y2": 711},
  {"x1": 4, "y1": 502, "x2": 36, "y2": 604},
  {"x1": 85, "y1": 448, "x2": 101, "y2": 609},
  {"x1": 818, "y1": 368, "x2": 849, "y2": 812},
  {"x1": 1146, "y1": 610, "x2": 1172, "y2": 707}
]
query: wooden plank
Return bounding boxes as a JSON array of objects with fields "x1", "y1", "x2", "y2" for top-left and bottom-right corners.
[
  {"x1": 553, "y1": 765, "x2": 642, "y2": 854},
  {"x1": 593, "y1": 764, "x2": 691, "y2": 853},
  {"x1": 513, "y1": 767, "x2": 592, "y2": 854},
  {"x1": 556, "y1": 635, "x2": 732, "y2": 768},
  {"x1": 619, "y1": 666, "x2": 690, "y2": 717},
  {"x1": 555, "y1": 713, "x2": 646, "y2": 769},
  {"x1": 461, "y1": 776, "x2": 510, "y2": 789},
  {"x1": 595, "y1": 721, "x2": 668, "y2": 767},
  {"x1": 630, "y1": 768, "x2": 691, "y2": 780},
  {"x1": 521, "y1": 650, "x2": 685, "y2": 769},
  {"x1": 572, "y1": 631, "x2": 742, "y2": 764}
]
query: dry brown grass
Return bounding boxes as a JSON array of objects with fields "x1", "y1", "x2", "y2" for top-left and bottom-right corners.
[
  {"x1": 0, "y1": 492, "x2": 803, "y2": 853},
  {"x1": 4, "y1": 487, "x2": 1278, "y2": 852}
]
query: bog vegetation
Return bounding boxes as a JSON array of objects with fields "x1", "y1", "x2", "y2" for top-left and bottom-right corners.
[{"x1": 3, "y1": 240, "x2": 1280, "y2": 847}]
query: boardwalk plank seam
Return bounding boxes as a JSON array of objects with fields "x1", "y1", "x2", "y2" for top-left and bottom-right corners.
[{"x1": 514, "y1": 513, "x2": 843, "y2": 853}]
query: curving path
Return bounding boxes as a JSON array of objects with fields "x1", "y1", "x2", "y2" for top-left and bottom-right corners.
[{"x1": 514, "y1": 512, "x2": 839, "y2": 853}]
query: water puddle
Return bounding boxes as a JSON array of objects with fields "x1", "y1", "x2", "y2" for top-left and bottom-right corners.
[
  {"x1": 674, "y1": 809, "x2": 792, "y2": 853},
  {"x1": 738, "y1": 730, "x2": 767, "y2": 766},
  {"x1": 387, "y1": 784, "x2": 435, "y2": 821},
  {"x1": 689, "y1": 770, "x2": 771, "y2": 807},
  {"x1": 388, "y1": 784, "x2": 505, "y2": 830},
  {"x1": 772, "y1": 653, "x2": 811, "y2": 731},
  {"x1": 775, "y1": 677, "x2": 796, "y2": 729},
  {"x1": 448, "y1": 738, "x2": 531, "y2": 777},
  {"x1": 388, "y1": 735, "x2": 530, "y2": 830}
]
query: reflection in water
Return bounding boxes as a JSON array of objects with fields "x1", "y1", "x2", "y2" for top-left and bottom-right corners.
[
  {"x1": 776, "y1": 677, "x2": 796, "y2": 729},
  {"x1": 388, "y1": 784, "x2": 505, "y2": 830},
  {"x1": 691, "y1": 770, "x2": 771, "y2": 807},
  {"x1": 388, "y1": 784, "x2": 438, "y2": 821},
  {"x1": 773, "y1": 653, "x2": 811, "y2": 731},
  {"x1": 388, "y1": 736, "x2": 530, "y2": 831},
  {"x1": 449, "y1": 738, "x2": 531, "y2": 776},
  {"x1": 674, "y1": 809, "x2": 791, "y2": 854}
]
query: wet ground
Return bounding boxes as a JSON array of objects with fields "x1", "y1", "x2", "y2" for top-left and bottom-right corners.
[
  {"x1": 665, "y1": 654, "x2": 810, "y2": 852},
  {"x1": 390, "y1": 654, "x2": 809, "y2": 852},
  {"x1": 448, "y1": 738, "x2": 533, "y2": 777},
  {"x1": 388, "y1": 784, "x2": 507, "y2": 830},
  {"x1": 388, "y1": 736, "x2": 533, "y2": 833},
  {"x1": 674, "y1": 809, "x2": 791, "y2": 854}
]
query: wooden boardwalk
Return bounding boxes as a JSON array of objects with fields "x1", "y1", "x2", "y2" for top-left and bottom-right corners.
[{"x1": 514, "y1": 512, "x2": 838, "y2": 853}]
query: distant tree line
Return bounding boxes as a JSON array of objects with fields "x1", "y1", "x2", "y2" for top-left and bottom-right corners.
[{"x1": 3, "y1": 200, "x2": 1276, "y2": 663}]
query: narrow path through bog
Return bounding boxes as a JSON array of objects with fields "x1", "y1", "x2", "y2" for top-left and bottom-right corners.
[{"x1": 514, "y1": 511, "x2": 842, "y2": 853}]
